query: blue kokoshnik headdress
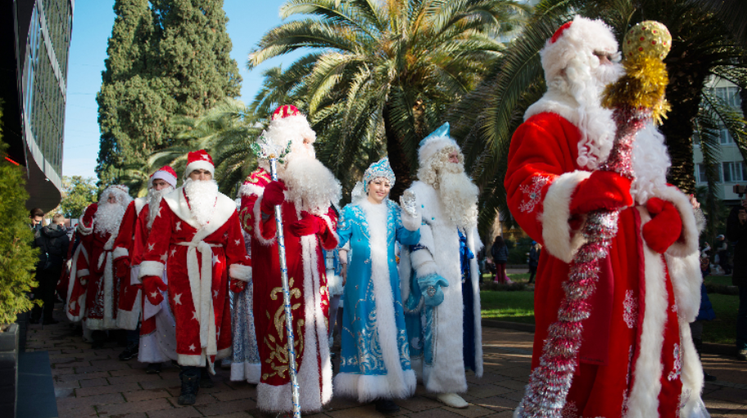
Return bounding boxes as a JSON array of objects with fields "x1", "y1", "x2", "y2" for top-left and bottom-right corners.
[{"x1": 363, "y1": 157, "x2": 396, "y2": 192}]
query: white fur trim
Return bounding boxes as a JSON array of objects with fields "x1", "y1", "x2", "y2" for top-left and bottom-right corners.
[
  {"x1": 151, "y1": 170, "x2": 177, "y2": 189},
  {"x1": 230, "y1": 361, "x2": 261, "y2": 384},
  {"x1": 183, "y1": 160, "x2": 214, "y2": 179},
  {"x1": 112, "y1": 247, "x2": 129, "y2": 260},
  {"x1": 468, "y1": 226, "x2": 484, "y2": 378},
  {"x1": 162, "y1": 187, "x2": 236, "y2": 233},
  {"x1": 77, "y1": 219, "x2": 94, "y2": 236},
  {"x1": 66, "y1": 244, "x2": 89, "y2": 323},
  {"x1": 229, "y1": 264, "x2": 252, "y2": 282},
  {"x1": 334, "y1": 370, "x2": 416, "y2": 402},
  {"x1": 252, "y1": 195, "x2": 277, "y2": 246},
  {"x1": 626, "y1": 208, "x2": 668, "y2": 417},
  {"x1": 139, "y1": 261, "x2": 165, "y2": 278},
  {"x1": 134, "y1": 196, "x2": 147, "y2": 216},
  {"x1": 678, "y1": 321, "x2": 709, "y2": 417},
  {"x1": 419, "y1": 136, "x2": 458, "y2": 167},
  {"x1": 77, "y1": 269, "x2": 90, "y2": 278},
  {"x1": 666, "y1": 253, "x2": 702, "y2": 324},
  {"x1": 540, "y1": 170, "x2": 591, "y2": 263},
  {"x1": 400, "y1": 210, "x2": 421, "y2": 232},
  {"x1": 116, "y1": 289, "x2": 141, "y2": 331},
  {"x1": 318, "y1": 213, "x2": 339, "y2": 246},
  {"x1": 239, "y1": 182, "x2": 264, "y2": 197},
  {"x1": 410, "y1": 250, "x2": 439, "y2": 278},
  {"x1": 86, "y1": 252, "x2": 117, "y2": 330}
]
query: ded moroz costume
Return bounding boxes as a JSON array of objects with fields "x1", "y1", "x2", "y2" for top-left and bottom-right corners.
[
  {"x1": 400, "y1": 123, "x2": 484, "y2": 409},
  {"x1": 66, "y1": 185, "x2": 132, "y2": 345},
  {"x1": 334, "y1": 157, "x2": 421, "y2": 408},
  {"x1": 139, "y1": 151, "x2": 251, "y2": 404},
  {"x1": 239, "y1": 105, "x2": 341, "y2": 413},
  {"x1": 504, "y1": 16, "x2": 708, "y2": 417}
]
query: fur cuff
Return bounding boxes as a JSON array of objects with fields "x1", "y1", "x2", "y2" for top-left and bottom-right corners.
[
  {"x1": 334, "y1": 371, "x2": 416, "y2": 402},
  {"x1": 410, "y1": 249, "x2": 439, "y2": 278},
  {"x1": 541, "y1": 170, "x2": 591, "y2": 263},
  {"x1": 230, "y1": 264, "x2": 252, "y2": 282},
  {"x1": 230, "y1": 361, "x2": 261, "y2": 384},
  {"x1": 77, "y1": 269, "x2": 90, "y2": 278},
  {"x1": 401, "y1": 211, "x2": 421, "y2": 232},
  {"x1": 112, "y1": 247, "x2": 129, "y2": 260},
  {"x1": 139, "y1": 261, "x2": 165, "y2": 278},
  {"x1": 239, "y1": 182, "x2": 264, "y2": 197}
]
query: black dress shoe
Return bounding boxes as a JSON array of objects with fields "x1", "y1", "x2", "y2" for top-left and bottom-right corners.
[
  {"x1": 375, "y1": 399, "x2": 400, "y2": 414},
  {"x1": 146, "y1": 363, "x2": 162, "y2": 374},
  {"x1": 118, "y1": 343, "x2": 139, "y2": 361}
]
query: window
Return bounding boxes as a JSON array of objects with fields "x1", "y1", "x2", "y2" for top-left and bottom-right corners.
[
  {"x1": 724, "y1": 162, "x2": 735, "y2": 182},
  {"x1": 715, "y1": 86, "x2": 742, "y2": 109},
  {"x1": 697, "y1": 164, "x2": 707, "y2": 184},
  {"x1": 720, "y1": 128, "x2": 734, "y2": 144}
]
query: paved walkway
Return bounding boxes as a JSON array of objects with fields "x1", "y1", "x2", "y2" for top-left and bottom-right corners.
[{"x1": 25, "y1": 304, "x2": 747, "y2": 418}]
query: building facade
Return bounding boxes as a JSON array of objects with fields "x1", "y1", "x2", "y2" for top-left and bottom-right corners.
[{"x1": 1, "y1": 0, "x2": 74, "y2": 211}]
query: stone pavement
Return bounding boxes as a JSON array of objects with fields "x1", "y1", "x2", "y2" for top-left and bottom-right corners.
[{"x1": 24, "y1": 304, "x2": 747, "y2": 418}]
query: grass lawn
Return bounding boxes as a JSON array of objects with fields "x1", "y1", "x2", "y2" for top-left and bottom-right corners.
[
  {"x1": 480, "y1": 288, "x2": 739, "y2": 346},
  {"x1": 703, "y1": 275, "x2": 733, "y2": 286}
]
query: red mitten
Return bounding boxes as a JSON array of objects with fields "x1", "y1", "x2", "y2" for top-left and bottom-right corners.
[
  {"x1": 642, "y1": 197, "x2": 683, "y2": 253},
  {"x1": 570, "y1": 171, "x2": 633, "y2": 215},
  {"x1": 230, "y1": 279, "x2": 246, "y2": 294},
  {"x1": 260, "y1": 181, "x2": 286, "y2": 214},
  {"x1": 142, "y1": 275, "x2": 167, "y2": 305},
  {"x1": 289, "y1": 212, "x2": 326, "y2": 237},
  {"x1": 114, "y1": 258, "x2": 129, "y2": 280}
]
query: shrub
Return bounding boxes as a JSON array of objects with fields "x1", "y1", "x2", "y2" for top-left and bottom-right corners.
[
  {"x1": 0, "y1": 101, "x2": 39, "y2": 326},
  {"x1": 506, "y1": 237, "x2": 533, "y2": 264}
]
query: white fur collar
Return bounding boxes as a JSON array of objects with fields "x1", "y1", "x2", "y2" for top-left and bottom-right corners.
[
  {"x1": 134, "y1": 197, "x2": 146, "y2": 215},
  {"x1": 162, "y1": 187, "x2": 236, "y2": 235}
]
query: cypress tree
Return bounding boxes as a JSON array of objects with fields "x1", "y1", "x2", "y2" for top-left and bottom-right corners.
[{"x1": 96, "y1": 0, "x2": 241, "y2": 185}]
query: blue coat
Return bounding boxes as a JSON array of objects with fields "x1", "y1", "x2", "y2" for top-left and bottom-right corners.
[{"x1": 335, "y1": 199, "x2": 420, "y2": 401}]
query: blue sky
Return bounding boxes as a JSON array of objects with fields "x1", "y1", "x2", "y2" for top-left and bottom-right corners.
[{"x1": 62, "y1": 0, "x2": 305, "y2": 179}]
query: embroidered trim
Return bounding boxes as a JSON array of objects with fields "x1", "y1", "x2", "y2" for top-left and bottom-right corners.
[
  {"x1": 518, "y1": 175, "x2": 550, "y2": 213},
  {"x1": 623, "y1": 290, "x2": 638, "y2": 329},
  {"x1": 668, "y1": 343, "x2": 682, "y2": 381}
]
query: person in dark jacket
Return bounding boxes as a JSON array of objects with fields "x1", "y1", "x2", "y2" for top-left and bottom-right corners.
[
  {"x1": 490, "y1": 236, "x2": 512, "y2": 284},
  {"x1": 527, "y1": 241, "x2": 541, "y2": 284},
  {"x1": 726, "y1": 202, "x2": 747, "y2": 361},
  {"x1": 30, "y1": 213, "x2": 70, "y2": 324}
]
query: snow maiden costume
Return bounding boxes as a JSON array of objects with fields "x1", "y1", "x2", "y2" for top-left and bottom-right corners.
[
  {"x1": 229, "y1": 225, "x2": 261, "y2": 384},
  {"x1": 239, "y1": 105, "x2": 340, "y2": 413},
  {"x1": 335, "y1": 157, "x2": 421, "y2": 403},
  {"x1": 400, "y1": 123, "x2": 484, "y2": 408},
  {"x1": 504, "y1": 17, "x2": 708, "y2": 417}
]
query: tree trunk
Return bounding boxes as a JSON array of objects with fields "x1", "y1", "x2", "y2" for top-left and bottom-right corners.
[
  {"x1": 383, "y1": 104, "x2": 413, "y2": 200},
  {"x1": 660, "y1": 54, "x2": 709, "y2": 195}
]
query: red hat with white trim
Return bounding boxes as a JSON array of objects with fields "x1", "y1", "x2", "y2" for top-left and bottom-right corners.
[
  {"x1": 150, "y1": 165, "x2": 178, "y2": 188},
  {"x1": 183, "y1": 150, "x2": 214, "y2": 179}
]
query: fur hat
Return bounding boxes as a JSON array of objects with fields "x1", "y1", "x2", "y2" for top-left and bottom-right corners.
[
  {"x1": 259, "y1": 105, "x2": 317, "y2": 159},
  {"x1": 100, "y1": 184, "x2": 132, "y2": 206},
  {"x1": 149, "y1": 166, "x2": 177, "y2": 188},
  {"x1": 184, "y1": 150, "x2": 214, "y2": 179},
  {"x1": 540, "y1": 16, "x2": 619, "y2": 86},
  {"x1": 418, "y1": 123, "x2": 459, "y2": 166},
  {"x1": 362, "y1": 157, "x2": 396, "y2": 192}
]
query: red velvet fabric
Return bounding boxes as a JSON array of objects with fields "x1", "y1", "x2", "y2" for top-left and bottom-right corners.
[
  {"x1": 643, "y1": 197, "x2": 683, "y2": 254},
  {"x1": 570, "y1": 170, "x2": 633, "y2": 215}
]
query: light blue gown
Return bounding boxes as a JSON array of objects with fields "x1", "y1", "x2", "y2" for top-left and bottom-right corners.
[{"x1": 334, "y1": 199, "x2": 420, "y2": 401}]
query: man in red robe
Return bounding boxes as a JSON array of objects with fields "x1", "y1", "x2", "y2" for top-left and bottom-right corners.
[
  {"x1": 139, "y1": 150, "x2": 251, "y2": 405},
  {"x1": 66, "y1": 185, "x2": 132, "y2": 348},
  {"x1": 240, "y1": 105, "x2": 341, "y2": 413},
  {"x1": 505, "y1": 16, "x2": 708, "y2": 417},
  {"x1": 112, "y1": 166, "x2": 177, "y2": 369}
]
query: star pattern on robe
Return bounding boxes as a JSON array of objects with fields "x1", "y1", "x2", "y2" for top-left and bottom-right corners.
[
  {"x1": 160, "y1": 252, "x2": 168, "y2": 262},
  {"x1": 189, "y1": 344, "x2": 196, "y2": 352},
  {"x1": 192, "y1": 310, "x2": 199, "y2": 321},
  {"x1": 150, "y1": 291, "x2": 159, "y2": 299},
  {"x1": 234, "y1": 239, "x2": 241, "y2": 246},
  {"x1": 170, "y1": 248, "x2": 176, "y2": 257},
  {"x1": 175, "y1": 221, "x2": 181, "y2": 231},
  {"x1": 157, "y1": 207, "x2": 163, "y2": 217},
  {"x1": 173, "y1": 293, "x2": 182, "y2": 305},
  {"x1": 148, "y1": 243, "x2": 155, "y2": 252},
  {"x1": 212, "y1": 255, "x2": 220, "y2": 266},
  {"x1": 244, "y1": 255, "x2": 250, "y2": 260},
  {"x1": 213, "y1": 289, "x2": 219, "y2": 298}
]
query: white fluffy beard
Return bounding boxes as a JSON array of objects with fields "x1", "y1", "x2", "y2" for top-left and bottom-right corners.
[
  {"x1": 564, "y1": 58, "x2": 624, "y2": 170},
  {"x1": 95, "y1": 202, "x2": 127, "y2": 237},
  {"x1": 184, "y1": 178, "x2": 219, "y2": 227},
  {"x1": 280, "y1": 154, "x2": 341, "y2": 216},
  {"x1": 146, "y1": 186, "x2": 174, "y2": 229},
  {"x1": 630, "y1": 121, "x2": 671, "y2": 205},
  {"x1": 437, "y1": 163, "x2": 479, "y2": 230}
]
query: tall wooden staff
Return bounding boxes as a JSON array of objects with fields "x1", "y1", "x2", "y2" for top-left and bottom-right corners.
[
  {"x1": 517, "y1": 21, "x2": 673, "y2": 417},
  {"x1": 251, "y1": 138, "x2": 301, "y2": 418}
]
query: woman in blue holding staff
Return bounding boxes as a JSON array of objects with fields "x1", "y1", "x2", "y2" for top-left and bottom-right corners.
[{"x1": 334, "y1": 157, "x2": 421, "y2": 414}]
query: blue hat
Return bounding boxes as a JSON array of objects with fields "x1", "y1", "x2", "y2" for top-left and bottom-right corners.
[
  {"x1": 418, "y1": 122, "x2": 459, "y2": 164},
  {"x1": 363, "y1": 157, "x2": 395, "y2": 193}
]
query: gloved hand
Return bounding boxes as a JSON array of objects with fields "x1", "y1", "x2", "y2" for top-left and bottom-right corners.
[
  {"x1": 417, "y1": 273, "x2": 449, "y2": 307},
  {"x1": 143, "y1": 275, "x2": 167, "y2": 305},
  {"x1": 230, "y1": 278, "x2": 246, "y2": 294},
  {"x1": 570, "y1": 171, "x2": 633, "y2": 215},
  {"x1": 642, "y1": 197, "x2": 682, "y2": 254},
  {"x1": 260, "y1": 181, "x2": 286, "y2": 215},
  {"x1": 114, "y1": 258, "x2": 129, "y2": 280},
  {"x1": 289, "y1": 212, "x2": 326, "y2": 237}
]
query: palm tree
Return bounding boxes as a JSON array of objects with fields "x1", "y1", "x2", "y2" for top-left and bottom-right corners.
[
  {"x1": 146, "y1": 99, "x2": 263, "y2": 196},
  {"x1": 450, "y1": 0, "x2": 747, "y2": 236},
  {"x1": 248, "y1": 0, "x2": 529, "y2": 198}
]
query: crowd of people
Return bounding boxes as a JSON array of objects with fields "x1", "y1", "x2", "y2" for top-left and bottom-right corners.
[{"x1": 26, "y1": 15, "x2": 741, "y2": 418}]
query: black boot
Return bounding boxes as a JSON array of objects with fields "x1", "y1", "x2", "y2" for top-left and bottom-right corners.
[
  {"x1": 119, "y1": 341, "x2": 139, "y2": 361},
  {"x1": 146, "y1": 363, "x2": 162, "y2": 374},
  {"x1": 178, "y1": 367, "x2": 200, "y2": 405},
  {"x1": 199, "y1": 367, "x2": 214, "y2": 388},
  {"x1": 375, "y1": 399, "x2": 400, "y2": 414}
]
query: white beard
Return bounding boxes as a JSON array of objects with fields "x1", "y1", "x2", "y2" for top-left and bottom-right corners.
[
  {"x1": 95, "y1": 202, "x2": 127, "y2": 237},
  {"x1": 281, "y1": 154, "x2": 342, "y2": 216},
  {"x1": 630, "y1": 122, "x2": 671, "y2": 205},
  {"x1": 146, "y1": 186, "x2": 174, "y2": 229},
  {"x1": 437, "y1": 164, "x2": 479, "y2": 230},
  {"x1": 184, "y1": 178, "x2": 219, "y2": 227}
]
